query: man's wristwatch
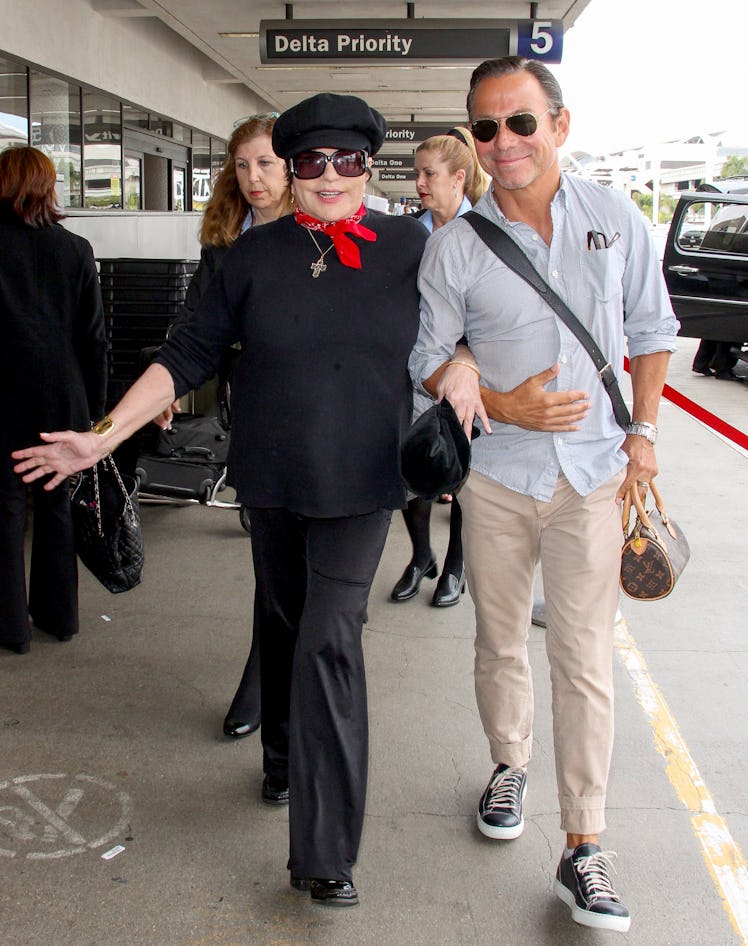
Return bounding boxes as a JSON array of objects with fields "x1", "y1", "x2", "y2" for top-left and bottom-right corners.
[
  {"x1": 91, "y1": 415, "x2": 115, "y2": 436},
  {"x1": 625, "y1": 421, "x2": 657, "y2": 444}
]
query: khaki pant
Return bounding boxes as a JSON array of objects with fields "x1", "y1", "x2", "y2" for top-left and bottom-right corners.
[{"x1": 459, "y1": 470, "x2": 624, "y2": 835}]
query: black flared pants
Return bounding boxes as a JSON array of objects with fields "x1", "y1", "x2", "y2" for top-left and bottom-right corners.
[
  {"x1": 248, "y1": 506, "x2": 391, "y2": 882},
  {"x1": 0, "y1": 448, "x2": 78, "y2": 647}
]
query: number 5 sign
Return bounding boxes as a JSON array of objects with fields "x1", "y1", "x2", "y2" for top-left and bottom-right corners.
[{"x1": 517, "y1": 19, "x2": 563, "y2": 64}]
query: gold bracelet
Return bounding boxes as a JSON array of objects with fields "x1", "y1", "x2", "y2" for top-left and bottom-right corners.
[
  {"x1": 446, "y1": 359, "x2": 481, "y2": 379},
  {"x1": 91, "y1": 415, "x2": 115, "y2": 436}
]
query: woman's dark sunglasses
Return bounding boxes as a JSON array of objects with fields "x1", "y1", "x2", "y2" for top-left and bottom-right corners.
[
  {"x1": 289, "y1": 149, "x2": 368, "y2": 180},
  {"x1": 471, "y1": 108, "x2": 552, "y2": 143}
]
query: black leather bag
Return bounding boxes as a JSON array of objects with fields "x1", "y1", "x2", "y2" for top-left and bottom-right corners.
[
  {"x1": 400, "y1": 398, "x2": 472, "y2": 500},
  {"x1": 71, "y1": 456, "x2": 144, "y2": 593},
  {"x1": 620, "y1": 481, "x2": 690, "y2": 601}
]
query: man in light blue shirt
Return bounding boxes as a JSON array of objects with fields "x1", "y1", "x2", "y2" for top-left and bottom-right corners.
[{"x1": 409, "y1": 56, "x2": 678, "y2": 934}]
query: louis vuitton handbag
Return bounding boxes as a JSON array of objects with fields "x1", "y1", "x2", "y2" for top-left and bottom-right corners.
[{"x1": 620, "y1": 480, "x2": 690, "y2": 601}]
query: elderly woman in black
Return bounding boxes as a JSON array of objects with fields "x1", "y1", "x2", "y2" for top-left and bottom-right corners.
[{"x1": 13, "y1": 93, "x2": 427, "y2": 906}]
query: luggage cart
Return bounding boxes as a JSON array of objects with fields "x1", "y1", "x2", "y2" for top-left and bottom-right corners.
[
  {"x1": 134, "y1": 410, "x2": 251, "y2": 533},
  {"x1": 97, "y1": 257, "x2": 248, "y2": 532}
]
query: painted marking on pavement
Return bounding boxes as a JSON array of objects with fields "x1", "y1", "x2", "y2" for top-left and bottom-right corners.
[
  {"x1": 615, "y1": 622, "x2": 748, "y2": 944},
  {"x1": 0, "y1": 773, "x2": 132, "y2": 860}
]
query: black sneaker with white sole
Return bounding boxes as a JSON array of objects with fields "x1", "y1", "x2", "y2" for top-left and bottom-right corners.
[
  {"x1": 554, "y1": 843, "x2": 631, "y2": 933},
  {"x1": 476, "y1": 763, "x2": 527, "y2": 840}
]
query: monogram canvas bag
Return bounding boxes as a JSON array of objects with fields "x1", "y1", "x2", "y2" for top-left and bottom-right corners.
[{"x1": 620, "y1": 480, "x2": 690, "y2": 601}]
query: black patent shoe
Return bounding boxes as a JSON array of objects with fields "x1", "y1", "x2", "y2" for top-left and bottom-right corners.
[
  {"x1": 390, "y1": 557, "x2": 438, "y2": 601},
  {"x1": 692, "y1": 365, "x2": 714, "y2": 376},
  {"x1": 431, "y1": 567, "x2": 466, "y2": 608},
  {"x1": 261, "y1": 774, "x2": 289, "y2": 806},
  {"x1": 290, "y1": 875, "x2": 310, "y2": 891},
  {"x1": 309, "y1": 878, "x2": 359, "y2": 907},
  {"x1": 223, "y1": 715, "x2": 261, "y2": 739}
]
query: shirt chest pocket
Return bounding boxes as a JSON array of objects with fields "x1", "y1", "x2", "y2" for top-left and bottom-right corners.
[{"x1": 577, "y1": 247, "x2": 624, "y2": 304}]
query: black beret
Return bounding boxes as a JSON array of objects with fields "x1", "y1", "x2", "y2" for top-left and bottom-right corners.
[
  {"x1": 272, "y1": 92, "x2": 387, "y2": 159},
  {"x1": 400, "y1": 399, "x2": 474, "y2": 500}
]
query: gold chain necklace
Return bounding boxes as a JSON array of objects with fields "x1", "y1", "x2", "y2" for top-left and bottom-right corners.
[{"x1": 306, "y1": 229, "x2": 335, "y2": 278}]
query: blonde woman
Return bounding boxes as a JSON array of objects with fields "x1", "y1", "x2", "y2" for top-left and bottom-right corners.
[
  {"x1": 414, "y1": 127, "x2": 489, "y2": 233},
  {"x1": 390, "y1": 128, "x2": 489, "y2": 607}
]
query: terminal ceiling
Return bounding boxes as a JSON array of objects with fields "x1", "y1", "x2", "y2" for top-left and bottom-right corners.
[{"x1": 100, "y1": 0, "x2": 592, "y2": 199}]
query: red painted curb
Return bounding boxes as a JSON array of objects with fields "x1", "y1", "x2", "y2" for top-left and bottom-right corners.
[{"x1": 624, "y1": 356, "x2": 748, "y2": 451}]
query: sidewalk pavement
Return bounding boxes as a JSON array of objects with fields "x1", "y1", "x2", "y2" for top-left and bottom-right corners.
[{"x1": 2, "y1": 336, "x2": 746, "y2": 946}]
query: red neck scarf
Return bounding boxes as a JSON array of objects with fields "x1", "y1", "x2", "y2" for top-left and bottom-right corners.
[{"x1": 294, "y1": 203, "x2": 376, "y2": 270}]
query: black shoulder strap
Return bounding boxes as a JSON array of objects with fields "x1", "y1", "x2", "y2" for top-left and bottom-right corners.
[{"x1": 463, "y1": 210, "x2": 630, "y2": 429}]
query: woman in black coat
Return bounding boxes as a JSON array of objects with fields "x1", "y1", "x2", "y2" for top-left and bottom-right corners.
[{"x1": 0, "y1": 146, "x2": 107, "y2": 654}]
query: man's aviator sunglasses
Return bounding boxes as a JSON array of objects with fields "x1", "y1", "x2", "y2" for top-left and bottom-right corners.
[
  {"x1": 471, "y1": 108, "x2": 553, "y2": 143},
  {"x1": 289, "y1": 149, "x2": 368, "y2": 180}
]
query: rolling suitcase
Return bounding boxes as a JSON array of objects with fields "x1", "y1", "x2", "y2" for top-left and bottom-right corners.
[{"x1": 135, "y1": 413, "x2": 229, "y2": 504}]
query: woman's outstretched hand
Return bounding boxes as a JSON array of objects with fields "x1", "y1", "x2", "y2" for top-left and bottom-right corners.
[{"x1": 12, "y1": 430, "x2": 105, "y2": 489}]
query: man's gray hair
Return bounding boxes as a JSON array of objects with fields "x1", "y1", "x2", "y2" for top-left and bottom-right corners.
[{"x1": 466, "y1": 56, "x2": 564, "y2": 119}]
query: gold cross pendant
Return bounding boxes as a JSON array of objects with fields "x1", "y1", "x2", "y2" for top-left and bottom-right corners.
[{"x1": 310, "y1": 258, "x2": 327, "y2": 278}]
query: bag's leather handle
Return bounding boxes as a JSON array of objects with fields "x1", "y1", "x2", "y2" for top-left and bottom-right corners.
[{"x1": 621, "y1": 479, "x2": 676, "y2": 541}]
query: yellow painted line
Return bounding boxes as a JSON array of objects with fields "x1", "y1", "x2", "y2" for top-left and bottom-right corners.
[{"x1": 614, "y1": 621, "x2": 748, "y2": 944}]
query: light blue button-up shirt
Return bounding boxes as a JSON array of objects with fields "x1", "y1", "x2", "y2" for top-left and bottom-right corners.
[
  {"x1": 409, "y1": 173, "x2": 680, "y2": 502},
  {"x1": 418, "y1": 194, "x2": 472, "y2": 235}
]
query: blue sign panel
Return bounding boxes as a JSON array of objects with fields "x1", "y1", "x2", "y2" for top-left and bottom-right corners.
[{"x1": 517, "y1": 19, "x2": 563, "y2": 64}]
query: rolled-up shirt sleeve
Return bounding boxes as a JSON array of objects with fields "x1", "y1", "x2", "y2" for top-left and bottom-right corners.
[
  {"x1": 621, "y1": 200, "x2": 680, "y2": 358},
  {"x1": 409, "y1": 229, "x2": 469, "y2": 392}
]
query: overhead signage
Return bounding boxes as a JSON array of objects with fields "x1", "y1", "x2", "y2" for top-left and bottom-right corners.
[
  {"x1": 259, "y1": 19, "x2": 563, "y2": 65},
  {"x1": 384, "y1": 124, "x2": 458, "y2": 143},
  {"x1": 377, "y1": 170, "x2": 417, "y2": 182},
  {"x1": 372, "y1": 154, "x2": 414, "y2": 169}
]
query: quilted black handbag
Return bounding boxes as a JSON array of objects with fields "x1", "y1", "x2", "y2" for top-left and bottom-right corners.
[
  {"x1": 71, "y1": 456, "x2": 144, "y2": 593},
  {"x1": 620, "y1": 480, "x2": 690, "y2": 601}
]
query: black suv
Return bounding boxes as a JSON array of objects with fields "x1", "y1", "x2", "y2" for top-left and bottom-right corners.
[{"x1": 662, "y1": 186, "x2": 748, "y2": 343}]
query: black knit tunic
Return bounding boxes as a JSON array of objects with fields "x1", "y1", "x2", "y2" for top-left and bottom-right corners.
[{"x1": 155, "y1": 210, "x2": 427, "y2": 517}]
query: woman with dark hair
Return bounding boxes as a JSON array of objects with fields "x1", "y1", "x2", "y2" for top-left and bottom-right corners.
[
  {"x1": 169, "y1": 113, "x2": 294, "y2": 741},
  {"x1": 14, "y1": 94, "x2": 427, "y2": 905},
  {"x1": 0, "y1": 146, "x2": 107, "y2": 654},
  {"x1": 390, "y1": 128, "x2": 489, "y2": 608}
]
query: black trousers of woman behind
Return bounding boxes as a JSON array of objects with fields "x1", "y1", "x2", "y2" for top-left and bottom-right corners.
[
  {"x1": 249, "y1": 506, "x2": 392, "y2": 882},
  {"x1": 0, "y1": 446, "x2": 78, "y2": 647}
]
